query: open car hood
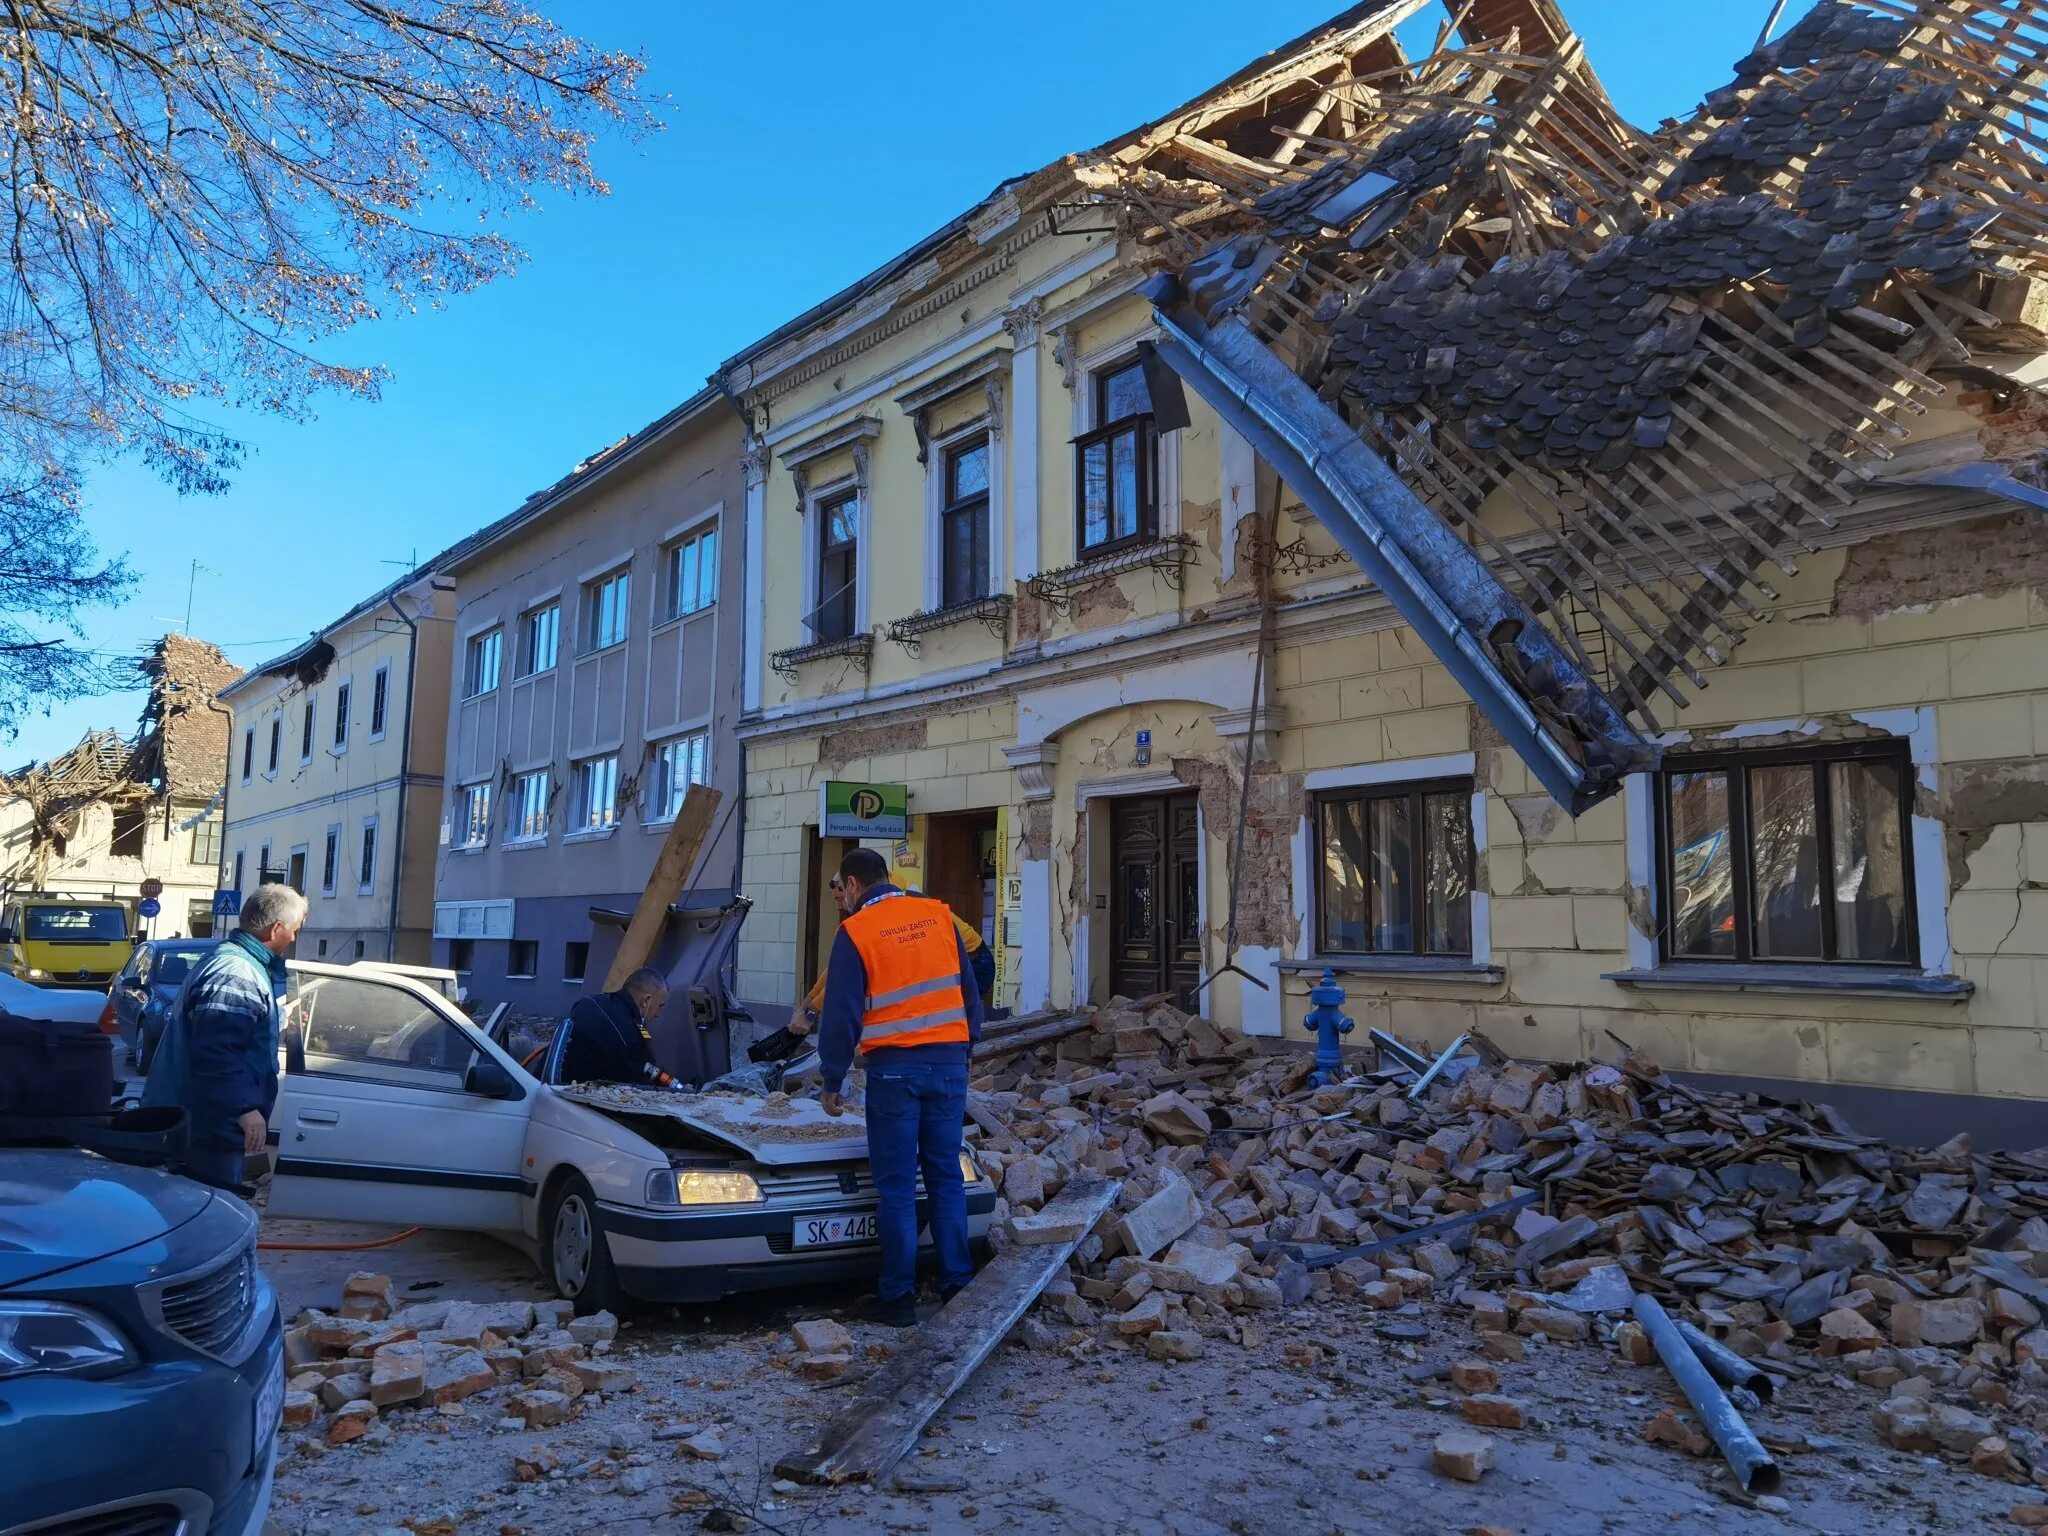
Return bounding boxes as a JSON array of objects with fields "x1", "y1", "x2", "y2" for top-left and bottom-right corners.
[{"x1": 556, "y1": 1083, "x2": 870, "y2": 1167}]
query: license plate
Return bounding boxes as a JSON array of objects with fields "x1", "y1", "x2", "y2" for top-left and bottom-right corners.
[
  {"x1": 792, "y1": 1212, "x2": 879, "y2": 1249},
  {"x1": 253, "y1": 1346, "x2": 285, "y2": 1461}
]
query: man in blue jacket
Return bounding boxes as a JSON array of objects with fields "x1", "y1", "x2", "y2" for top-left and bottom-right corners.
[{"x1": 145, "y1": 883, "x2": 304, "y2": 1192}]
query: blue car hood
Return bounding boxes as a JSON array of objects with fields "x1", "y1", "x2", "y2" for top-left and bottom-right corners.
[{"x1": 0, "y1": 1150, "x2": 216, "y2": 1290}]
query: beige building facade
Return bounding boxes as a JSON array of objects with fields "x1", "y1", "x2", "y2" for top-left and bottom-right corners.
[
  {"x1": 220, "y1": 572, "x2": 453, "y2": 963},
  {"x1": 724, "y1": 2, "x2": 2048, "y2": 1141}
]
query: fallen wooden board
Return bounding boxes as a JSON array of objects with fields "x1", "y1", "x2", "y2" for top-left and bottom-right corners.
[
  {"x1": 602, "y1": 784, "x2": 720, "y2": 990},
  {"x1": 971, "y1": 1010, "x2": 1095, "y2": 1063},
  {"x1": 774, "y1": 1172, "x2": 1120, "y2": 1486}
]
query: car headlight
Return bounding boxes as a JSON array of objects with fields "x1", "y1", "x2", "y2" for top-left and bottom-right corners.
[
  {"x1": 959, "y1": 1152, "x2": 982, "y2": 1184},
  {"x1": 25, "y1": 968, "x2": 47, "y2": 980},
  {"x1": 0, "y1": 1301, "x2": 138, "y2": 1381},
  {"x1": 672, "y1": 1170, "x2": 763, "y2": 1206}
]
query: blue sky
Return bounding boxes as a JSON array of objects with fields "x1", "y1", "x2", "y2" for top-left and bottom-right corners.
[{"x1": 18, "y1": 0, "x2": 1818, "y2": 763}]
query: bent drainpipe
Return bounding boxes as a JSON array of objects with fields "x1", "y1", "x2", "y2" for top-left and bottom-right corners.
[
  {"x1": 1140, "y1": 276, "x2": 1656, "y2": 814},
  {"x1": 1634, "y1": 1292, "x2": 1781, "y2": 1494},
  {"x1": 384, "y1": 592, "x2": 420, "y2": 963},
  {"x1": 1676, "y1": 1318, "x2": 1778, "y2": 1402}
]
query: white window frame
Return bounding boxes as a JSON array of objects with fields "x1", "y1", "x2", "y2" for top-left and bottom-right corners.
[
  {"x1": 1622, "y1": 707, "x2": 1952, "y2": 978},
  {"x1": 657, "y1": 514, "x2": 719, "y2": 627},
  {"x1": 189, "y1": 815, "x2": 222, "y2": 869},
  {"x1": 518, "y1": 596, "x2": 562, "y2": 678},
  {"x1": 257, "y1": 841, "x2": 271, "y2": 883},
  {"x1": 1071, "y1": 335, "x2": 1182, "y2": 552},
  {"x1": 266, "y1": 717, "x2": 281, "y2": 778},
  {"x1": 368, "y1": 663, "x2": 391, "y2": 742},
  {"x1": 924, "y1": 420, "x2": 1005, "y2": 613},
  {"x1": 801, "y1": 474, "x2": 867, "y2": 642},
  {"x1": 454, "y1": 782, "x2": 493, "y2": 849},
  {"x1": 240, "y1": 726, "x2": 254, "y2": 785},
  {"x1": 569, "y1": 754, "x2": 620, "y2": 837},
  {"x1": 647, "y1": 730, "x2": 710, "y2": 825},
  {"x1": 320, "y1": 823, "x2": 341, "y2": 897},
  {"x1": 332, "y1": 675, "x2": 352, "y2": 755},
  {"x1": 298, "y1": 696, "x2": 316, "y2": 764},
  {"x1": 1291, "y1": 752, "x2": 1492, "y2": 968},
  {"x1": 358, "y1": 815, "x2": 379, "y2": 896},
  {"x1": 507, "y1": 768, "x2": 553, "y2": 846},
  {"x1": 581, "y1": 564, "x2": 633, "y2": 655},
  {"x1": 463, "y1": 628, "x2": 503, "y2": 700},
  {"x1": 231, "y1": 847, "x2": 245, "y2": 894},
  {"x1": 287, "y1": 841, "x2": 311, "y2": 895}
]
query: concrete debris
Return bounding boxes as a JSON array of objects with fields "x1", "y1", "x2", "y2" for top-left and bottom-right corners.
[
  {"x1": 340, "y1": 1272, "x2": 396, "y2": 1321},
  {"x1": 1432, "y1": 1428, "x2": 1496, "y2": 1482}
]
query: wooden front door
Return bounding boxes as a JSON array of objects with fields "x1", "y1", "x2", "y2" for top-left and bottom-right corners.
[{"x1": 1107, "y1": 793, "x2": 1202, "y2": 1006}]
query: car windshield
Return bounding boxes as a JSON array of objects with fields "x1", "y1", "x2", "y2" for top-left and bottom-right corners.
[{"x1": 24, "y1": 906, "x2": 127, "y2": 942}]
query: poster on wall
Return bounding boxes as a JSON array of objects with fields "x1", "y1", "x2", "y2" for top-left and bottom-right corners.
[
  {"x1": 819, "y1": 781, "x2": 909, "y2": 840},
  {"x1": 994, "y1": 807, "x2": 1018, "y2": 1007}
]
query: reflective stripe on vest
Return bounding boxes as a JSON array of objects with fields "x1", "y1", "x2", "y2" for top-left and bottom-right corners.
[{"x1": 841, "y1": 892, "x2": 971, "y2": 1054}]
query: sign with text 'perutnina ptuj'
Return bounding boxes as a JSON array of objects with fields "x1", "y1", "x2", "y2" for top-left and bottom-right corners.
[{"x1": 819, "y1": 781, "x2": 909, "y2": 840}]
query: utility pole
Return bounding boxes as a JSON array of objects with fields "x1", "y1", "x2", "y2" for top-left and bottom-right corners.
[{"x1": 182, "y1": 561, "x2": 218, "y2": 632}]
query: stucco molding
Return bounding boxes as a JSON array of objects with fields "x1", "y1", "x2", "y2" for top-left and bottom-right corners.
[{"x1": 1000, "y1": 741, "x2": 1061, "y2": 802}]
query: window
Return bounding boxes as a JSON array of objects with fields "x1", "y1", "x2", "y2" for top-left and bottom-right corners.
[
  {"x1": 333, "y1": 682, "x2": 351, "y2": 750},
  {"x1": 287, "y1": 846, "x2": 309, "y2": 894},
  {"x1": 354, "y1": 939, "x2": 366, "y2": 959},
  {"x1": 663, "y1": 526, "x2": 718, "y2": 622},
  {"x1": 519, "y1": 602, "x2": 560, "y2": 676},
  {"x1": 287, "y1": 973, "x2": 476, "y2": 1087},
  {"x1": 464, "y1": 630, "x2": 502, "y2": 698},
  {"x1": 359, "y1": 820, "x2": 378, "y2": 894},
  {"x1": 651, "y1": 732, "x2": 708, "y2": 822},
  {"x1": 321, "y1": 826, "x2": 340, "y2": 896},
  {"x1": 300, "y1": 698, "x2": 316, "y2": 761},
  {"x1": 584, "y1": 568, "x2": 631, "y2": 652},
  {"x1": 110, "y1": 808, "x2": 147, "y2": 860},
  {"x1": 507, "y1": 939, "x2": 539, "y2": 979},
  {"x1": 1315, "y1": 779, "x2": 1474, "y2": 956},
  {"x1": 1657, "y1": 740, "x2": 1913, "y2": 966},
  {"x1": 456, "y1": 783, "x2": 492, "y2": 848},
  {"x1": 1076, "y1": 359, "x2": 1157, "y2": 556},
  {"x1": 564, "y1": 941, "x2": 589, "y2": 982},
  {"x1": 940, "y1": 436, "x2": 991, "y2": 608},
  {"x1": 240, "y1": 728, "x2": 254, "y2": 783},
  {"x1": 509, "y1": 770, "x2": 552, "y2": 842},
  {"x1": 370, "y1": 664, "x2": 390, "y2": 738},
  {"x1": 190, "y1": 816, "x2": 222, "y2": 868},
  {"x1": 316, "y1": 938, "x2": 328, "y2": 956},
  {"x1": 448, "y1": 938, "x2": 474, "y2": 972},
  {"x1": 232, "y1": 850, "x2": 245, "y2": 893},
  {"x1": 572, "y1": 755, "x2": 619, "y2": 832},
  {"x1": 267, "y1": 719, "x2": 281, "y2": 775},
  {"x1": 813, "y1": 490, "x2": 859, "y2": 642}
]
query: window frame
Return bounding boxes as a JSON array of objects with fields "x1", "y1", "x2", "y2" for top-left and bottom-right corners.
[
  {"x1": 508, "y1": 768, "x2": 552, "y2": 845},
  {"x1": 321, "y1": 823, "x2": 341, "y2": 897},
  {"x1": 368, "y1": 663, "x2": 391, "y2": 741},
  {"x1": 463, "y1": 629, "x2": 503, "y2": 700},
  {"x1": 506, "y1": 939, "x2": 539, "y2": 980},
  {"x1": 190, "y1": 816, "x2": 222, "y2": 868},
  {"x1": 811, "y1": 486, "x2": 861, "y2": 643},
  {"x1": 110, "y1": 806, "x2": 148, "y2": 861},
  {"x1": 1311, "y1": 774, "x2": 1478, "y2": 959},
  {"x1": 240, "y1": 727, "x2": 254, "y2": 784},
  {"x1": 299, "y1": 696, "x2": 316, "y2": 763},
  {"x1": 659, "y1": 523, "x2": 719, "y2": 626},
  {"x1": 267, "y1": 719, "x2": 281, "y2": 776},
  {"x1": 938, "y1": 432, "x2": 994, "y2": 610},
  {"x1": 454, "y1": 783, "x2": 492, "y2": 849},
  {"x1": 563, "y1": 940, "x2": 589, "y2": 983},
  {"x1": 518, "y1": 600, "x2": 561, "y2": 678},
  {"x1": 1074, "y1": 357, "x2": 1160, "y2": 559},
  {"x1": 231, "y1": 849, "x2": 245, "y2": 894},
  {"x1": 582, "y1": 567, "x2": 632, "y2": 655},
  {"x1": 1652, "y1": 737, "x2": 1918, "y2": 969},
  {"x1": 358, "y1": 816, "x2": 378, "y2": 896},
  {"x1": 571, "y1": 755, "x2": 620, "y2": 835},
  {"x1": 332, "y1": 678, "x2": 351, "y2": 752},
  {"x1": 649, "y1": 731, "x2": 709, "y2": 824}
]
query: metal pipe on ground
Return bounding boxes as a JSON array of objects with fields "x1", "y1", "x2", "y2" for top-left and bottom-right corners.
[
  {"x1": 1633, "y1": 1292, "x2": 1782, "y2": 1494},
  {"x1": 1676, "y1": 1318, "x2": 1779, "y2": 1402}
]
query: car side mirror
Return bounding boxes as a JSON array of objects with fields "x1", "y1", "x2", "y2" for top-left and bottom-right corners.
[{"x1": 464, "y1": 1056, "x2": 519, "y2": 1100}]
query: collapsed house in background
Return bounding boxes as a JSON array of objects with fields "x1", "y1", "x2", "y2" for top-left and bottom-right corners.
[
  {"x1": 1099, "y1": 0, "x2": 2048, "y2": 810},
  {"x1": 0, "y1": 634, "x2": 239, "y2": 935}
]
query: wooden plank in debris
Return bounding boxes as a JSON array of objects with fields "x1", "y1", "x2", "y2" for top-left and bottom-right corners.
[
  {"x1": 775, "y1": 1173, "x2": 1120, "y2": 1487},
  {"x1": 602, "y1": 784, "x2": 720, "y2": 990},
  {"x1": 970, "y1": 1009, "x2": 1095, "y2": 1063}
]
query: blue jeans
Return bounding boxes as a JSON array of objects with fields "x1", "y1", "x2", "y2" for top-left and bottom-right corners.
[{"x1": 863, "y1": 1057, "x2": 973, "y2": 1302}]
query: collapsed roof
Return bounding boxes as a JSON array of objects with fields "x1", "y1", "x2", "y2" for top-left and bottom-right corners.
[{"x1": 1096, "y1": 0, "x2": 2048, "y2": 811}]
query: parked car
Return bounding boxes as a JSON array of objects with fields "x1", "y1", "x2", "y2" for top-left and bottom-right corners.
[
  {"x1": 267, "y1": 961, "x2": 995, "y2": 1310},
  {"x1": 0, "y1": 1148, "x2": 281, "y2": 1536},
  {"x1": 110, "y1": 937, "x2": 218, "y2": 1072},
  {"x1": 0, "y1": 969, "x2": 112, "y2": 1028},
  {"x1": 0, "y1": 896, "x2": 133, "y2": 989}
]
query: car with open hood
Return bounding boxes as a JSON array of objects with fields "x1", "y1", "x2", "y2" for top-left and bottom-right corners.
[{"x1": 268, "y1": 962, "x2": 993, "y2": 1310}]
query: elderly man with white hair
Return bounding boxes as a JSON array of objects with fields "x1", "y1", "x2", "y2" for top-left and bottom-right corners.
[{"x1": 144, "y1": 882, "x2": 305, "y2": 1192}]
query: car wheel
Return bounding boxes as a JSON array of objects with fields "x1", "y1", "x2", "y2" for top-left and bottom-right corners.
[{"x1": 543, "y1": 1173, "x2": 625, "y2": 1316}]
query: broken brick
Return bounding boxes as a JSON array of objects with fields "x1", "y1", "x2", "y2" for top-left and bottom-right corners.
[{"x1": 1432, "y1": 1428, "x2": 1495, "y2": 1482}]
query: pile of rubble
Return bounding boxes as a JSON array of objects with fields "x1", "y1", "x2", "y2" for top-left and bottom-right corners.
[
  {"x1": 970, "y1": 997, "x2": 2048, "y2": 1494},
  {"x1": 279, "y1": 1275, "x2": 636, "y2": 1447}
]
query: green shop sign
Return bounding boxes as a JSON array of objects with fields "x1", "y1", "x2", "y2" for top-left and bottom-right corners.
[{"x1": 819, "y1": 781, "x2": 909, "y2": 839}]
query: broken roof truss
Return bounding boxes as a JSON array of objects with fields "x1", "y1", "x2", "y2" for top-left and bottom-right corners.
[{"x1": 1102, "y1": 0, "x2": 2048, "y2": 811}]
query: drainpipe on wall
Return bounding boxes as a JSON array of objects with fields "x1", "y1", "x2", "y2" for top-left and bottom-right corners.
[
  {"x1": 205, "y1": 695, "x2": 235, "y2": 933},
  {"x1": 384, "y1": 591, "x2": 420, "y2": 963}
]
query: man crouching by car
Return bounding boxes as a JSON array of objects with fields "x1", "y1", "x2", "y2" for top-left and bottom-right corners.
[
  {"x1": 816, "y1": 847, "x2": 982, "y2": 1326},
  {"x1": 145, "y1": 882, "x2": 303, "y2": 1192}
]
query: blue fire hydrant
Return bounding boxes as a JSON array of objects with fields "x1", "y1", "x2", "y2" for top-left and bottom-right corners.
[{"x1": 1304, "y1": 966, "x2": 1353, "y2": 1087}]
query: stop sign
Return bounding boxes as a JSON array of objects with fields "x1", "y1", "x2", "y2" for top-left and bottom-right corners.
[{"x1": 139, "y1": 877, "x2": 164, "y2": 899}]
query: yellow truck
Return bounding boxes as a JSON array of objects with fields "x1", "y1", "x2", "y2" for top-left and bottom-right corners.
[{"x1": 0, "y1": 896, "x2": 135, "y2": 989}]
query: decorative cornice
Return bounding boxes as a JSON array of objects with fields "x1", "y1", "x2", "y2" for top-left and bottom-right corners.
[
  {"x1": 1212, "y1": 703, "x2": 1284, "y2": 767},
  {"x1": 1001, "y1": 741, "x2": 1060, "y2": 801},
  {"x1": 781, "y1": 416, "x2": 882, "y2": 518},
  {"x1": 895, "y1": 353, "x2": 1008, "y2": 464}
]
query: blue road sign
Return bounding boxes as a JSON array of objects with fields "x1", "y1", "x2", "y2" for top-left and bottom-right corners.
[
  {"x1": 213, "y1": 889, "x2": 242, "y2": 917},
  {"x1": 137, "y1": 896, "x2": 162, "y2": 919}
]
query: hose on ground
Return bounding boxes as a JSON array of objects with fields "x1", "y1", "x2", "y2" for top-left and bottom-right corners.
[{"x1": 258, "y1": 1225, "x2": 423, "y2": 1253}]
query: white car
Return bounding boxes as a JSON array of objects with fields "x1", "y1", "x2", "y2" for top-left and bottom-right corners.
[
  {"x1": 0, "y1": 968, "x2": 112, "y2": 1026},
  {"x1": 267, "y1": 962, "x2": 993, "y2": 1311}
]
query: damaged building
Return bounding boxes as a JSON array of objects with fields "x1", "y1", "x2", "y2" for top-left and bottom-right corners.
[
  {"x1": 726, "y1": 0, "x2": 2048, "y2": 1143},
  {"x1": 0, "y1": 634, "x2": 238, "y2": 936}
]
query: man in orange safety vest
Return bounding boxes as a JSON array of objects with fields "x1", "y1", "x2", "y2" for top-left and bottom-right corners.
[{"x1": 817, "y1": 846, "x2": 982, "y2": 1325}]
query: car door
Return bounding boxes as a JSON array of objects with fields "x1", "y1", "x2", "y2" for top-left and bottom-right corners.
[{"x1": 266, "y1": 963, "x2": 536, "y2": 1232}]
